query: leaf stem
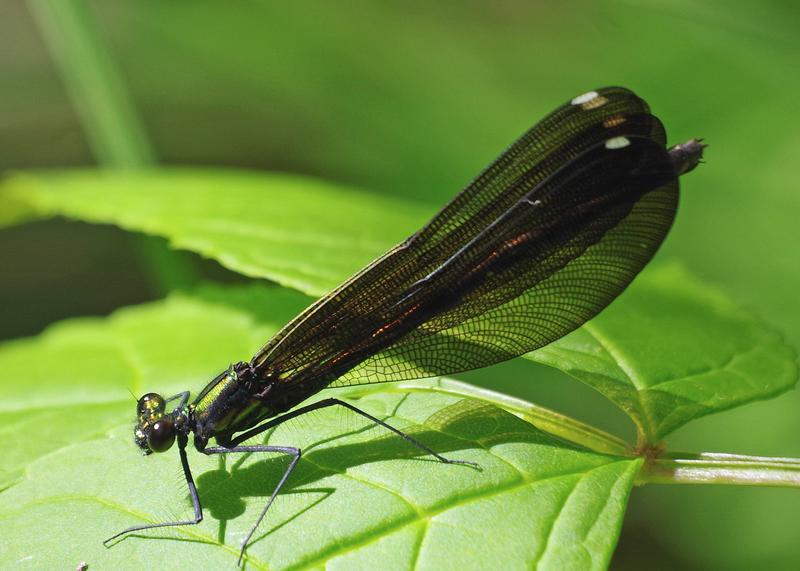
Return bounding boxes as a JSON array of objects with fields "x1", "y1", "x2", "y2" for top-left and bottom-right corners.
[
  {"x1": 638, "y1": 451, "x2": 800, "y2": 488},
  {"x1": 27, "y1": 0, "x2": 198, "y2": 292},
  {"x1": 392, "y1": 378, "x2": 633, "y2": 457}
]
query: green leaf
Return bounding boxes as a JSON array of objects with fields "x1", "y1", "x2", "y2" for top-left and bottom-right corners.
[
  {"x1": 0, "y1": 170, "x2": 429, "y2": 297},
  {"x1": 0, "y1": 286, "x2": 637, "y2": 569},
  {"x1": 0, "y1": 284, "x2": 309, "y2": 491},
  {"x1": 3, "y1": 170, "x2": 796, "y2": 443},
  {"x1": 529, "y1": 265, "x2": 798, "y2": 443},
  {"x1": 1, "y1": 390, "x2": 639, "y2": 570}
]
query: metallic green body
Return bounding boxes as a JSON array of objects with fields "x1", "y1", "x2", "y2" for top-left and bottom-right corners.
[{"x1": 190, "y1": 365, "x2": 279, "y2": 448}]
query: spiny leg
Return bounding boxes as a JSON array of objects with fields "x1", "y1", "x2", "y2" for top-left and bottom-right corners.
[
  {"x1": 164, "y1": 391, "x2": 190, "y2": 411},
  {"x1": 106, "y1": 398, "x2": 475, "y2": 560},
  {"x1": 229, "y1": 397, "x2": 478, "y2": 467},
  {"x1": 103, "y1": 434, "x2": 202, "y2": 545},
  {"x1": 202, "y1": 444, "x2": 301, "y2": 566},
  {"x1": 215, "y1": 398, "x2": 477, "y2": 562}
]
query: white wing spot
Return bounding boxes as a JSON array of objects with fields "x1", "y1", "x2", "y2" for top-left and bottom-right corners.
[
  {"x1": 605, "y1": 136, "x2": 631, "y2": 150},
  {"x1": 571, "y1": 91, "x2": 599, "y2": 105}
]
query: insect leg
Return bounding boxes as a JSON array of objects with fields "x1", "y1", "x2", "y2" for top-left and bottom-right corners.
[
  {"x1": 211, "y1": 398, "x2": 477, "y2": 562},
  {"x1": 103, "y1": 434, "x2": 202, "y2": 545},
  {"x1": 201, "y1": 444, "x2": 301, "y2": 566},
  {"x1": 164, "y1": 390, "x2": 190, "y2": 410},
  {"x1": 229, "y1": 398, "x2": 478, "y2": 467}
]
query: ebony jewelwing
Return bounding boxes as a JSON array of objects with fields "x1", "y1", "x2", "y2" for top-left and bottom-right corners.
[{"x1": 104, "y1": 86, "x2": 706, "y2": 563}]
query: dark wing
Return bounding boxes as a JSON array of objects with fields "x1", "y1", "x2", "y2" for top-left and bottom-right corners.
[{"x1": 251, "y1": 87, "x2": 678, "y2": 389}]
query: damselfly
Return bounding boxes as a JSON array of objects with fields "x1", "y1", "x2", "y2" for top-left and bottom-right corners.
[{"x1": 105, "y1": 87, "x2": 706, "y2": 563}]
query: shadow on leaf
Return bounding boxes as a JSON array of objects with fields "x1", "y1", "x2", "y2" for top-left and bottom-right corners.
[{"x1": 188, "y1": 396, "x2": 595, "y2": 549}]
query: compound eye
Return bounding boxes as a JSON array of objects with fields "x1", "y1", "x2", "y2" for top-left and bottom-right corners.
[
  {"x1": 137, "y1": 393, "x2": 166, "y2": 418},
  {"x1": 147, "y1": 419, "x2": 176, "y2": 453}
]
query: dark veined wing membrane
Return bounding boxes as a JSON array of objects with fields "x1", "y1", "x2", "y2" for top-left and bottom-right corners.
[
  {"x1": 251, "y1": 87, "x2": 677, "y2": 389},
  {"x1": 335, "y1": 139, "x2": 677, "y2": 386},
  {"x1": 254, "y1": 87, "x2": 660, "y2": 363}
]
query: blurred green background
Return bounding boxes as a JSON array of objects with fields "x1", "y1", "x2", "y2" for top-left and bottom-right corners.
[{"x1": 1, "y1": 1, "x2": 799, "y2": 568}]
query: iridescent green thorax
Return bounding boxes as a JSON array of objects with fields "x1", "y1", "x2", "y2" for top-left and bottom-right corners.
[
  {"x1": 192, "y1": 366, "x2": 238, "y2": 416},
  {"x1": 190, "y1": 363, "x2": 280, "y2": 448}
]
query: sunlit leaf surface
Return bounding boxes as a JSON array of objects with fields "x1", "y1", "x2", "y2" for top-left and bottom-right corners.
[
  {"x1": 0, "y1": 170, "x2": 429, "y2": 296},
  {"x1": 529, "y1": 265, "x2": 798, "y2": 442},
  {"x1": 0, "y1": 286, "x2": 637, "y2": 569}
]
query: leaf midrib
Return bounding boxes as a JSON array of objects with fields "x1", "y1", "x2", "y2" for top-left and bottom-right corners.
[{"x1": 582, "y1": 322, "x2": 656, "y2": 442}]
